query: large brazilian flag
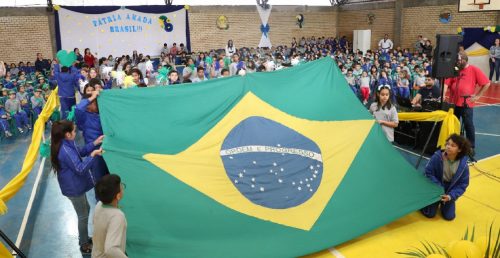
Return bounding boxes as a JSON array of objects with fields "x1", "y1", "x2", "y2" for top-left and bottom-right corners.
[{"x1": 99, "y1": 57, "x2": 442, "y2": 257}]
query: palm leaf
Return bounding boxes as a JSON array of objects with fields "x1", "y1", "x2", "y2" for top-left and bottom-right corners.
[
  {"x1": 426, "y1": 240, "x2": 436, "y2": 253},
  {"x1": 485, "y1": 223, "x2": 492, "y2": 258},
  {"x1": 492, "y1": 226, "x2": 500, "y2": 258},
  {"x1": 420, "y1": 241, "x2": 431, "y2": 254},
  {"x1": 434, "y1": 243, "x2": 451, "y2": 258},
  {"x1": 396, "y1": 251, "x2": 426, "y2": 257},
  {"x1": 471, "y1": 224, "x2": 475, "y2": 242}
]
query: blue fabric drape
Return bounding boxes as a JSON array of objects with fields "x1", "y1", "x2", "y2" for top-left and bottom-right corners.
[
  {"x1": 55, "y1": 9, "x2": 62, "y2": 51},
  {"x1": 463, "y1": 28, "x2": 500, "y2": 49},
  {"x1": 54, "y1": 5, "x2": 189, "y2": 51},
  {"x1": 59, "y1": 5, "x2": 184, "y2": 14},
  {"x1": 185, "y1": 9, "x2": 191, "y2": 52}
]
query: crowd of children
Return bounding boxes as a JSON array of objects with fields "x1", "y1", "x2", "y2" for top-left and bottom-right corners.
[
  {"x1": 0, "y1": 61, "x2": 52, "y2": 138},
  {"x1": 1, "y1": 35, "x2": 440, "y2": 143}
]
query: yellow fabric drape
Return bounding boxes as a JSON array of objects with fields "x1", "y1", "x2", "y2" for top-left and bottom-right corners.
[
  {"x1": 0, "y1": 88, "x2": 59, "y2": 215},
  {"x1": 466, "y1": 47, "x2": 489, "y2": 57},
  {"x1": 398, "y1": 108, "x2": 460, "y2": 148},
  {"x1": 0, "y1": 241, "x2": 11, "y2": 257}
]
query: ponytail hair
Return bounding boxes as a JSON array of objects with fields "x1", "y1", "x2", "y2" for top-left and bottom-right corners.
[{"x1": 51, "y1": 120, "x2": 74, "y2": 173}]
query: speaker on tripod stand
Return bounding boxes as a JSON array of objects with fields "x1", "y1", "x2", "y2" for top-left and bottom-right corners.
[{"x1": 431, "y1": 34, "x2": 463, "y2": 79}]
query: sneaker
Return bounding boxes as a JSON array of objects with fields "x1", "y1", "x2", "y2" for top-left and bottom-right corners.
[
  {"x1": 80, "y1": 242, "x2": 92, "y2": 256},
  {"x1": 5, "y1": 131, "x2": 12, "y2": 137},
  {"x1": 18, "y1": 127, "x2": 24, "y2": 134}
]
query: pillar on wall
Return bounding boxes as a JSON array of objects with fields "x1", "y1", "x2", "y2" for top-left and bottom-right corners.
[
  {"x1": 393, "y1": 0, "x2": 404, "y2": 47},
  {"x1": 48, "y1": 12, "x2": 57, "y2": 55}
]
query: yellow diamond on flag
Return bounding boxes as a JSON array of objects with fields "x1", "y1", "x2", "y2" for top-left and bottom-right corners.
[{"x1": 144, "y1": 93, "x2": 374, "y2": 231}]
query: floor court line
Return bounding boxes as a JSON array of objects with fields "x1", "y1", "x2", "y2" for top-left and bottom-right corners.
[
  {"x1": 478, "y1": 153, "x2": 500, "y2": 162},
  {"x1": 475, "y1": 102, "x2": 500, "y2": 107},
  {"x1": 476, "y1": 132, "x2": 500, "y2": 137},
  {"x1": 13, "y1": 157, "x2": 46, "y2": 254}
]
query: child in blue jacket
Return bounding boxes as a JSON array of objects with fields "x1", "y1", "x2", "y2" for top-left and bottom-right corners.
[
  {"x1": 421, "y1": 134, "x2": 471, "y2": 221},
  {"x1": 0, "y1": 105, "x2": 12, "y2": 137},
  {"x1": 50, "y1": 120, "x2": 103, "y2": 255},
  {"x1": 53, "y1": 63, "x2": 80, "y2": 119},
  {"x1": 75, "y1": 83, "x2": 109, "y2": 185}
]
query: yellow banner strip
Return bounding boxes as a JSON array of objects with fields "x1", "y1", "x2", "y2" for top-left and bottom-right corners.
[
  {"x1": 0, "y1": 88, "x2": 59, "y2": 215},
  {"x1": 398, "y1": 109, "x2": 460, "y2": 148}
]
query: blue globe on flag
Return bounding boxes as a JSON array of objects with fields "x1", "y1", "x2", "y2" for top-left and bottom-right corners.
[{"x1": 220, "y1": 116, "x2": 323, "y2": 209}]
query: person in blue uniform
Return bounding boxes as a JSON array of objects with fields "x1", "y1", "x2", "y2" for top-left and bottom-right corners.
[
  {"x1": 421, "y1": 134, "x2": 471, "y2": 221},
  {"x1": 75, "y1": 87, "x2": 109, "y2": 185},
  {"x1": 53, "y1": 62, "x2": 80, "y2": 120},
  {"x1": 0, "y1": 104, "x2": 13, "y2": 137},
  {"x1": 5, "y1": 90, "x2": 30, "y2": 133},
  {"x1": 50, "y1": 120, "x2": 103, "y2": 255}
]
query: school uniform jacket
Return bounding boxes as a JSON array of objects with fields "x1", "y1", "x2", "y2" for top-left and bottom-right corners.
[
  {"x1": 53, "y1": 64, "x2": 80, "y2": 98},
  {"x1": 75, "y1": 98, "x2": 103, "y2": 145},
  {"x1": 56, "y1": 139, "x2": 96, "y2": 197},
  {"x1": 424, "y1": 150, "x2": 469, "y2": 201}
]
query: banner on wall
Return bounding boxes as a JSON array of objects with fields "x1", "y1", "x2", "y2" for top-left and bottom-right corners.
[{"x1": 57, "y1": 6, "x2": 189, "y2": 57}]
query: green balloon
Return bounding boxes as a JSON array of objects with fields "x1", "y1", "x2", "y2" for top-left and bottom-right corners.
[{"x1": 56, "y1": 50, "x2": 77, "y2": 67}]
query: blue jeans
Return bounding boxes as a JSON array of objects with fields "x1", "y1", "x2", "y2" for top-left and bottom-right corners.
[
  {"x1": 67, "y1": 194, "x2": 90, "y2": 246},
  {"x1": 489, "y1": 58, "x2": 500, "y2": 81},
  {"x1": 421, "y1": 199, "x2": 456, "y2": 220},
  {"x1": 454, "y1": 106, "x2": 475, "y2": 148},
  {"x1": 398, "y1": 87, "x2": 410, "y2": 99},
  {"x1": 421, "y1": 181, "x2": 456, "y2": 220}
]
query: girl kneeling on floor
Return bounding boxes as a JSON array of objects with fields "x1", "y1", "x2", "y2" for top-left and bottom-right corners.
[{"x1": 421, "y1": 134, "x2": 471, "y2": 221}]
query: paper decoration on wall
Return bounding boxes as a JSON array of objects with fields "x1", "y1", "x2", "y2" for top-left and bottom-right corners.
[
  {"x1": 367, "y1": 13, "x2": 375, "y2": 25},
  {"x1": 483, "y1": 26, "x2": 500, "y2": 33},
  {"x1": 217, "y1": 15, "x2": 229, "y2": 30},
  {"x1": 296, "y1": 14, "x2": 304, "y2": 28},
  {"x1": 158, "y1": 15, "x2": 174, "y2": 32},
  {"x1": 439, "y1": 9, "x2": 452, "y2": 23}
]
